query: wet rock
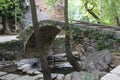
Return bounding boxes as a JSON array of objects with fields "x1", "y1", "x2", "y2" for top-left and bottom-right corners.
[{"x1": 83, "y1": 49, "x2": 112, "y2": 72}]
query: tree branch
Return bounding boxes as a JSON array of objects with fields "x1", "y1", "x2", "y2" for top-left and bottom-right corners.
[{"x1": 85, "y1": 1, "x2": 100, "y2": 22}]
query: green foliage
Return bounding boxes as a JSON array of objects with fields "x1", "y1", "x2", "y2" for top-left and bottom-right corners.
[
  {"x1": 0, "y1": 40, "x2": 22, "y2": 51},
  {"x1": 45, "y1": 0, "x2": 63, "y2": 6},
  {"x1": 81, "y1": 72, "x2": 96, "y2": 80},
  {"x1": 101, "y1": 0, "x2": 120, "y2": 25},
  {"x1": 0, "y1": 0, "x2": 25, "y2": 22},
  {"x1": 116, "y1": 38, "x2": 120, "y2": 42},
  {"x1": 80, "y1": 0, "x2": 120, "y2": 26},
  {"x1": 70, "y1": 26, "x2": 119, "y2": 51},
  {"x1": 96, "y1": 41, "x2": 106, "y2": 50}
]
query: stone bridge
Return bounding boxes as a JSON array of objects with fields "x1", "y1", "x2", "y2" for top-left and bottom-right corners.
[
  {"x1": 18, "y1": 20, "x2": 64, "y2": 57},
  {"x1": 0, "y1": 20, "x2": 120, "y2": 56},
  {"x1": 17, "y1": 20, "x2": 120, "y2": 58}
]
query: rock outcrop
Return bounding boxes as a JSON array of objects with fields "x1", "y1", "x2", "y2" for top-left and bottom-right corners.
[{"x1": 83, "y1": 49, "x2": 112, "y2": 72}]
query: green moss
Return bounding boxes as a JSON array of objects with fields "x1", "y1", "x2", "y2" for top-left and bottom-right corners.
[
  {"x1": 0, "y1": 40, "x2": 23, "y2": 51},
  {"x1": 96, "y1": 41, "x2": 106, "y2": 50},
  {"x1": 116, "y1": 37, "x2": 120, "y2": 42}
]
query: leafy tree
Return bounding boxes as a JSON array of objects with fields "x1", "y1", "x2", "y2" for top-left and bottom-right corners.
[
  {"x1": 80, "y1": 0, "x2": 120, "y2": 26},
  {"x1": 0, "y1": 0, "x2": 24, "y2": 33}
]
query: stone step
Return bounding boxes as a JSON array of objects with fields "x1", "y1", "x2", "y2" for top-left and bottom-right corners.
[
  {"x1": 15, "y1": 75, "x2": 38, "y2": 80},
  {"x1": 0, "y1": 71, "x2": 7, "y2": 77},
  {"x1": 0, "y1": 73, "x2": 20, "y2": 80}
]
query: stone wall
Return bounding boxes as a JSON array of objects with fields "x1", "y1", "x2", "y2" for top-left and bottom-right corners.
[
  {"x1": 70, "y1": 27, "x2": 120, "y2": 53},
  {"x1": 35, "y1": 0, "x2": 64, "y2": 21}
]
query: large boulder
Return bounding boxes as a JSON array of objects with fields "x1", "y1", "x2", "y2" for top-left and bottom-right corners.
[{"x1": 83, "y1": 49, "x2": 112, "y2": 72}]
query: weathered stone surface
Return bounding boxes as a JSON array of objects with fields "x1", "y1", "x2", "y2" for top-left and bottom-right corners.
[
  {"x1": 23, "y1": 8, "x2": 50, "y2": 27},
  {"x1": 0, "y1": 74, "x2": 20, "y2": 80},
  {"x1": 56, "y1": 74, "x2": 65, "y2": 80},
  {"x1": 53, "y1": 62, "x2": 72, "y2": 68},
  {"x1": 64, "y1": 74, "x2": 71, "y2": 80},
  {"x1": 70, "y1": 71, "x2": 99, "y2": 80},
  {"x1": 92, "y1": 70, "x2": 107, "y2": 79},
  {"x1": 25, "y1": 69, "x2": 41, "y2": 75},
  {"x1": 101, "y1": 65, "x2": 120, "y2": 80},
  {"x1": 33, "y1": 74, "x2": 43, "y2": 79},
  {"x1": 115, "y1": 31, "x2": 120, "y2": 38},
  {"x1": 111, "y1": 65, "x2": 120, "y2": 74},
  {"x1": 51, "y1": 73, "x2": 57, "y2": 79},
  {"x1": 16, "y1": 58, "x2": 41, "y2": 74},
  {"x1": 86, "y1": 46, "x2": 95, "y2": 53},
  {"x1": 15, "y1": 75, "x2": 37, "y2": 80},
  {"x1": 101, "y1": 73, "x2": 120, "y2": 80},
  {"x1": 0, "y1": 71, "x2": 7, "y2": 76},
  {"x1": 0, "y1": 64, "x2": 18, "y2": 73},
  {"x1": 18, "y1": 64, "x2": 31, "y2": 70},
  {"x1": 16, "y1": 58, "x2": 39, "y2": 66},
  {"x1": 83, "y1": 49, "x2": 112, "y2": 72},
  {"x1": 18, "y1": 20, "x2": 62, "y2": 58}
]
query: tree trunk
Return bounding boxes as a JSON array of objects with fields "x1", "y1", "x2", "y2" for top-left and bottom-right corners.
[
  {"x1": 29, "y1": 0, "x2": 52, "y2": 80},
  {"x1": 115, "y1": 16, "x2": 120, "y2": 27},
  {"x1": 85, "y1": 1, "x2": 100, "y2": 23},
  {"x1": 100, "y1": 0, "x2": 102, "y2": 18},
  {"x1": 5, "y1": 18, "x2": 11, "y2": 34},
  {"x1": 0, "y1": 16, "x2": 5, "y2": 34},
  {"x1": 64, "y1": 0, "x2": 82, "y2": 71}
]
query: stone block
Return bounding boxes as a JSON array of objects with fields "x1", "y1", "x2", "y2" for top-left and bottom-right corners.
[
  {"x1": 0, "y1": 74, "x2": 20, "y2": 80},
  {"x1": 101, "y1": 73, "x2": 120, "y2": 80}
]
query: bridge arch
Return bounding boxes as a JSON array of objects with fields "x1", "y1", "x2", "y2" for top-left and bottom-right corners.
[{"x1": 18, "y1": 20, "x2": 64, "y2": 58}]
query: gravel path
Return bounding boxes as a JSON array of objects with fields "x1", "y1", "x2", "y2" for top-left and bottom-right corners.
[{"x1": 0, "y1": 35, "x2": 18, "y2": 42}]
